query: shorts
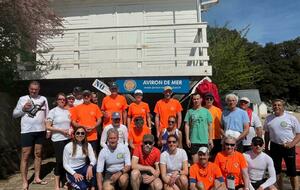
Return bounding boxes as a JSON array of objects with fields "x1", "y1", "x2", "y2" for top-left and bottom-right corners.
[
  {"x1": 190, "y1": 143, "x2": 208, "y2": 155},
  {"x1": 21, "y1": 131, "x2": 46, "y2": 147},
  {"x1": 270, "y1": 141, "x2": 297, "y2": 177},
  {"x1": 251, "y1": 178, "x2": 267, "y2": 189}
]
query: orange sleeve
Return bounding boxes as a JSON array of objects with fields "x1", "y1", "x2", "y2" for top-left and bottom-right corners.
[
  {"x1": 128, "y1": 104, "x2": 133, "y2": 117},
  {"x1": 95, "y1": 105, "x2": 103, "y2": 118},
  {"x1": 70, "y1": 107, "x2": 78, "y2": 122},
  {"x1": 214, "y1": 153, "x2": 221, "y2": 166},
  {"x1": 154, "y1": 101, "x2": 160, "y2": 114},
  {"x1": 128, "y1": 129, "x2": 133, "y2": 141},
  {"x1": 214, "y1": 164, "x2": 223, "y2": 178},
  {"x1": 101, "y1": 97, "x2": 107, "y2": 110},
  {"x1": 189, "y1": 164, "x2": 197, "y2": 183},
  {"x1": 145, "y1": 103, "x2": 150, "y2": 113},
  {"x1": 176, "y1": 100, "x2": 183, "y2": 112},
  {"x1": 121, "y1": 96, "x2": 128, "y2": 110},
  {"x1": 238, "y1": 153, "x2": 248, "y2": 169}
]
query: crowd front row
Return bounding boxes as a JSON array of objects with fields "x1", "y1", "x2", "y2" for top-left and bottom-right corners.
[{"x1": 63, "y1": 126, "x2": 277, "y2": 190}]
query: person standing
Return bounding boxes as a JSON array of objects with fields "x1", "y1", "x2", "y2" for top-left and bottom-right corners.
[
  {"x1": 243, "y1": 137, "x2": 277, "y2": 190},
  {"x1": 101, "y1": 82, "x2": 128, "y2": 127},
  {"x1": 71, "y1": 90, "x2": 103, "y2": 152},
  {"x1": 154, "y1": 86, "x2": 182, "y2": 138},
  {"x1": 203, "y1": 92, "x2": 222, "y2": 160},
  {"x1": 100, "y1": 112, "x2": 128, "y2": 148},
  {"x1": 185, "y1": 93, "x2": 213, "y2": 164},
  {"x1": 127, "y1": 89, "x2": 151, "y2": 130},
  {"x1": 239, "y1": 97, "x2": 263, "y2": 152},
  {"x1": 46, "y1": 93, "x2": 72, "y2": 190},
  {"x1": 73, "y1": 86, "x2": 83, "y2": 106},
  {"x1": 13, "y1": 81, "x2": 49, "y2": 190},
  {"x1": 264, "y1": 99, "x2": 300, "y2": 190},
  {"x1": 221, "y1": 94, "x2": 249, "y2": 152}
]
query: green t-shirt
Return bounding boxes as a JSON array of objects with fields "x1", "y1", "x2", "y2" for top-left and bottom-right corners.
[{"x1": 184, "y1": 107, "x2": 212, "y2": 144}]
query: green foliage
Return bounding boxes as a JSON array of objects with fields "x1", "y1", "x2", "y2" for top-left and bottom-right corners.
[
  {"x1": 255, "y1": 38, "x2": 300, "y2": 103},
  {"x1": 207, "y1": 26, "x2": 263, "y2": 94}
]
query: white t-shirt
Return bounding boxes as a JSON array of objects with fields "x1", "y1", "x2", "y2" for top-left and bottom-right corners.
[
  {"x1": 47, "y1": 106, "x2": 71, "y2": 142},
  {"x1": 63, "y1": 142, "x2": 96, "y2": 175},
  {"x1": 243, "y1": 151, "x2": 276, "y2": 189},
  {"x1": 100, "y1": 124, "x2": 128, "y2": 147},
  {"x1": 264, "y1": 112, "x2": 300, "y2": 144},
  {"x1": 97, "y1": 143, "x2": 131, "y2": 173},
  {"x1": 243, "y1": 113, "x2": 262, "y2": 145},
  {"x1": 74, "y1": 99, "x2": 83, "y2": 106},
  {"x1": 13, "y1": 95, "x2": 49, "y2": 133},
  {"x1": 160, "y1": 148, "x2": 188, "y2": 175}
]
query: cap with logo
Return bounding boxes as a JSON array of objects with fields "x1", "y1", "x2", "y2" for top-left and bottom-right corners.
[
  {"x1": 112, "y1": 112, "x2": 121, "y2": 119},
  {"x1": 66, "y1": 93, "x2": 75, "y2": 99},
  {"x1": 109, "y1": 82, "x2": 118, "y2": 89},
  {"x1": 73, "y1": 86, "x2": 82, "y2": 93},
  {"x1": 143, "y1": 134, "x2": 154, "y2": 143}
]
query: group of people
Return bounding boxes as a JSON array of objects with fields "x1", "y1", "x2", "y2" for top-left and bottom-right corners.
[{"x1": 12, "y1": 81, "x2": 300, "y2": 190}]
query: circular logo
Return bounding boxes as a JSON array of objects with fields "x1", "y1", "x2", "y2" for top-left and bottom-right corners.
[
  {"x1": 280, "y1": 121, "x2": 288, "y2": 128},
  {"x1": 124, "y1": 80, "x2": 137, "y2": 92}
]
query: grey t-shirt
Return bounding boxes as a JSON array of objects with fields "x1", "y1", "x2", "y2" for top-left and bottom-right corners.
[{"x1": 97, "y1": 143, "x2": 131, "y2": 173}]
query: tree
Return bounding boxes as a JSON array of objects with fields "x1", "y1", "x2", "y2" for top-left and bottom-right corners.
[
  {"x1": 0, "y1": 0, "x2": 63, "y2": 92},
  {"x1": 207, "y1": 26, "x2": 262, "y2": 94}
]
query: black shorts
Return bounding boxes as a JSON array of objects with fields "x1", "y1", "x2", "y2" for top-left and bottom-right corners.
[
  {"x1": 21, "y1": 131, "x2": 46, "y2": 147},
  {"x1": 251, "y1": 178, "x2": 267, "y2": 189},
  {"x1": 190, "y1": 143, "x2": 208, "y2": 155},
  {"x1": 270, "y1": 141, "x2": 297, "y2": 177}
]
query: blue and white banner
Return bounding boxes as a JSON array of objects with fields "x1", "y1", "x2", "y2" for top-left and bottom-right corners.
[{"x1": 116, "y1": 78, "x2": 190, "y2": 93}]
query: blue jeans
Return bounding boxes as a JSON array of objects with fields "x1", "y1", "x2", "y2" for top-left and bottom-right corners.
[{"x1": 66, "y1": 165, "x2": 96, "y2": 190}]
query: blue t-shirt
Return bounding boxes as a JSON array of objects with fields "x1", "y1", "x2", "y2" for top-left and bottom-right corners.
[{"x1": 222, "y1": 107, "x2": 249, "y2": 133}]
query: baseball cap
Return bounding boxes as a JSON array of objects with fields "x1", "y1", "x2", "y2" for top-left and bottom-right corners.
[
  {"x1": 240, "y1": 97, "x2": 250, "y2": 103},
  {"x1": 66, "y1": 93, "x2": 75, "y2": 99},
  {"x1": 252, "y1": 136, "x2": 264, "y2": 145},
  {"x1": 134, "y1": 89, "x2": 143, "y2": 95},
  {"x1": 164, "y1": 86, "x2": 173, "y2": 91},
  {"x1": 204, "y1": 92, "x2": 214, "y2": 98},
  {"x1": 109, "y1": 82, "x2": 118, "y2": 89},
  {"x1": 112, "y1": 112, "x2": 121, "y2": 119},
  {"x1": 73, "y1": 86, "x2": 82, "y2": 93},
  {"x1": 143, "y1": 134, "x2": 155, "y2": 143},
  {"x1": 198, "y1": 147, "x2": 209, "y2": 154},
  {"x1": 82, "y1": 90, "x2": 91, "y2": 95}
]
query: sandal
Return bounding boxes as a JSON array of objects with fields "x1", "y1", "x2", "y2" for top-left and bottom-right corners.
[{"x1": 32, "y1": 180, "x2": 48, "y2": 185}]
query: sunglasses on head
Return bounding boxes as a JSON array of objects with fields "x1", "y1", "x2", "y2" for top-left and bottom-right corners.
[
  {"x1": 225, "y1": 142, "x2": 235, "y2": 147},
  {"x1": 143, "y1": 141, "x2": 153, "y2": 145},
  {"x1": 168, "y1": 140, "x2": 177, "y2": 144},
  {"x1": 75, "y1": 131, "x2": 85, "y2": 136},
  {"x1": 168, "y1": 120, "x2": 175, "y2": 124}
]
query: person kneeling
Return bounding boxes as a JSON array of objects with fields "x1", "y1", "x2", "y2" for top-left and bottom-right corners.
[
  {"x1": 96, "y1": 128, "x2": 131, "y2": 190},
  {"x1": 131, "y1": 134, "x2": 163, "y2": 190},
  {"x1": 189, "y1": 147, "x2": 226, "y2": 190}
]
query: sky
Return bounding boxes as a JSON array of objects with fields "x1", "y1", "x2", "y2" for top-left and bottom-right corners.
[{"x1": 202, "y1": 0, "x2": 300, "y2": 45}]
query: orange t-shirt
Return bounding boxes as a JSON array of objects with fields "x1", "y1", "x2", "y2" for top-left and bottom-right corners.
[
  {"x1": 214, "y1": 151, "x2": 247, "y2": 186},
  {"x1": 154, "y1": 98, "x2": 182, "y2": 132},
  {"x1": 101, "y1": 95, "x2": 128, "y2": 127},
  {"x1": 208, "y1": 105, "x2": 222, "y2": 139},
  {"x1": 128, "y1": 126, "x2": 151, "y2": 149},
  {"x1": 71, "y1": 103, "x2": 102, "y2": 141},
  {"x1": 128, "y1": 102, "x2": 150, "y2": 129},
  {"x1": 189, "y1": 162, "x2": 223, "y2": 190}
]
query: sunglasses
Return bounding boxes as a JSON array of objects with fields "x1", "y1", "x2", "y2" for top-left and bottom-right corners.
[
  {"x1": 253, "y1": 143, "x2": 263, "y2": 147},
  {"x1": 143, "y1": 141, "x2": 153, "y2": 145},
  {"x1": 205, "y1": 97, "x2": 213, "y2": 101},
  {"x1": 225, "y1": 143, "x2": 235, "y2": 147},
  {"x1": 113, "y1": 118, "x2": 121, "y2": 121},
  {"x1": 168, "y1": 140, "x2": 177, "y2": 144},
  {"x1": 58, "y1": 98, "x2": 66, "y2": 101},
  {"x1": 67, "y1": 97, "x2": 75, "y2": 100},
  {"x1": 75, "y1": 131, "x2": 85, "y2": 136},
  {"x1": 168, "y1": 120, "x2": 175, "y2": 124}
]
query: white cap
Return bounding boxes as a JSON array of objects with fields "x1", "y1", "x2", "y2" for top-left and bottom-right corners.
[
  {"x1": 198, "y1": 147, "x2": 209, "y2": 154},
  {"x1": 240, "y1": 97, "x2": 250, "y2": 103},
  {"x1": 134, "y1": 89, "x2": 143, "y2": 95}
]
